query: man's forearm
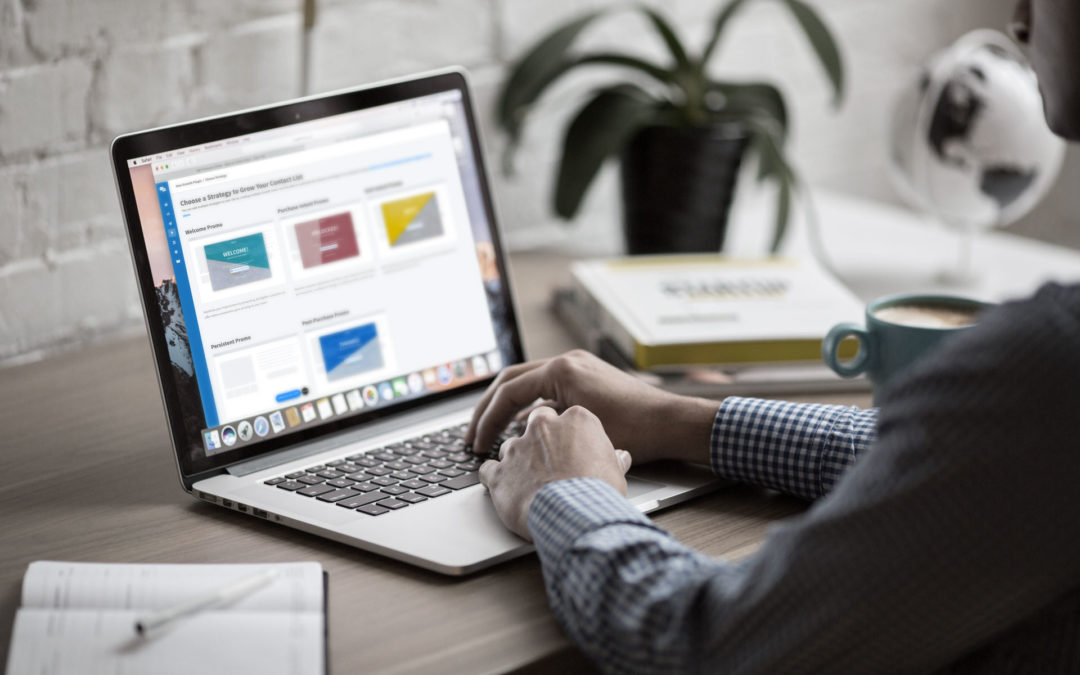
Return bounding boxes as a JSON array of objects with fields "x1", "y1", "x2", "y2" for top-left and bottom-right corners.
[{"x1": 646, "y1": 394, "x2": 721, "y2": 466}]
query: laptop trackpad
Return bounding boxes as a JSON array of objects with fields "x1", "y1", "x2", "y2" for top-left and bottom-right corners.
[{"x1": 626, "y1": 476, "x2": 665, "y2": 500}]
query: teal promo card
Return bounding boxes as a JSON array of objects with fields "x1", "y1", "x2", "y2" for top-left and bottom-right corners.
[{"x1": 205, "y1": 233, "x2": 272, "y2": 291}]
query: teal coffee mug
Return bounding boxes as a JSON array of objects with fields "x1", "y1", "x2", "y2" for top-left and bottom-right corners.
[{"x1": 822, "y1": 293, "x2": 992, "y2": 396}]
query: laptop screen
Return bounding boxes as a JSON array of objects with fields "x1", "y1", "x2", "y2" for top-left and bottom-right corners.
[{"x1": 113, "y1": 73, "x2": 522, "y2": 479}]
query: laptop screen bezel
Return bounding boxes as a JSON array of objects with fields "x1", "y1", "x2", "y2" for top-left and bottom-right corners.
[{"x1": 111, "y1": 69, "x2": 525, "y2": 487}]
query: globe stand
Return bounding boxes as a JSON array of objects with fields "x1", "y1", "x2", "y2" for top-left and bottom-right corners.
[{"x1": 936, "y1": 223, "x2": 980, "y2": 287}]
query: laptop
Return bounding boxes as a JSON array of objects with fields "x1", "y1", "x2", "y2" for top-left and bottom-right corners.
[{"x1": 110, "y1": 68, "x2": 724, "y2": 575}]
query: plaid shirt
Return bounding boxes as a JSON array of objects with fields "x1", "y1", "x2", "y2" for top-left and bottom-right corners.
[{"x1": 527, "y1": 283, "x2": 1080, "y2": 674}]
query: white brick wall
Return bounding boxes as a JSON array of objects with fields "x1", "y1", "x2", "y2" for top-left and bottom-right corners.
[{"x1": 0, "y1": 0, "x2": 1075, "y2": 364}]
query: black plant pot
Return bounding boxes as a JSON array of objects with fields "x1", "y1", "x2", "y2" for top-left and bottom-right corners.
[{"x1": 619, "y1": 124, "x2": 748, "y2": 255}]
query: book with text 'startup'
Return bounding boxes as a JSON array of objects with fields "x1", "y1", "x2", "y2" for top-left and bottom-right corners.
[{"x1": 568, "y1": 254, "x2": 863, "y2": 372}]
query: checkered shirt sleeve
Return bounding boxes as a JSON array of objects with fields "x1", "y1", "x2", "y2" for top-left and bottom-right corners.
[
  {"x1": 528, "y1": 478, "x2": 736, "y2": 674},
  {"x1": 526, "y1": 399, "x2": 877, "y2": 673},
  {"x1": 712, "y1": 397, "x2": 878, "y2": 500}
]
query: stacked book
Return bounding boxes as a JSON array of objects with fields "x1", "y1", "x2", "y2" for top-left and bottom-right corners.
[{"x1": 553, "y1": 254, "x2": 870, "y2": 397}]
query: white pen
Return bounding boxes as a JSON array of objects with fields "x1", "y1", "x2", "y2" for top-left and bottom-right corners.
[{"x1": 134, "y1": 568, "x2": 280, "y2": 638}]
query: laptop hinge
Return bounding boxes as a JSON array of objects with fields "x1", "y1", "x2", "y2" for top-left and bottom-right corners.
[{"x1": 225, "y1": 390, "x2": 484, "y2": 477}]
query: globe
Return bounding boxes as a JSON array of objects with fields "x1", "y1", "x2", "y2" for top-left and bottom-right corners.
[{"x1": 889, "y1": 30, "x2": 1065, "y2": 233}]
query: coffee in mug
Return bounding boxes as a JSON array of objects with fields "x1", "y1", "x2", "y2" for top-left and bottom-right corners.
[{"x1": 872, "y1": 304, "x2": 979, "y2": 329}]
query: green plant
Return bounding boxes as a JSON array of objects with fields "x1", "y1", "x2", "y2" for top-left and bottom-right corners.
[{"x1": 496, "y1": 0, "x2": 844, "y2": 251}]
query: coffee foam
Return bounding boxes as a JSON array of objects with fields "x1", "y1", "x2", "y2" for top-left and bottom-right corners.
[{"x1": 873, "y1": 304, "x2": 978, "y2": 329}]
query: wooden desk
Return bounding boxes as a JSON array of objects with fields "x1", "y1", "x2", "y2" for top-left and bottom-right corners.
[{"x1": 0, "y1": 249, "x2": 870, "y2": 673}]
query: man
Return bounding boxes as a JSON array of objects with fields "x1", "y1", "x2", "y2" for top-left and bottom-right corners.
[{"x1": 467, "y1": 0, "x2": 1080, "y2": 671}]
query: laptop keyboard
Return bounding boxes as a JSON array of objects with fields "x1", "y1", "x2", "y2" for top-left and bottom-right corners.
[{"x1": 262, "y1": 421, "x2": 522, "y2": 516}]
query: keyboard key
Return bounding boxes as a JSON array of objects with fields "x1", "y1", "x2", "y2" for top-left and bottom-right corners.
[
  {"x1": 365, "y1": 467, "x2": 391, "y2": 477},
  {"x1": 416, "y1": 485, "x2": 452, "y2": 498},
  {"x1": 443, "y1": 472, "x2": 481, "y2": 490},
  {"x1": 275, "y1": 480, "x2": 305, "y2": 491},
  {"x1": 428, "y1": 459, "x2": 453, "y2": 469},
  {"x1": 372, "y1": 451, "x2": 397, "y2": 462},
  {"x1": 346, "y1": 471, "x2": 371, "y2": 481},
  {"x1": 380, "y1": 485, "x2": 408, "y2": 496},
  {"x1": 397, "y1": 492, "x2": 428, "y2": 504},
  {"x1": 285, "y1": 471, "x2": 307, "y2": 479},
  {"x1": 401, "y1": 479, "x2": 427, "y2": 490},
  {"x1": 392, "y1": 445, "x2": 420, "y2": 456},
  {"x1": 297, "y1": 484, "x2": 335, "y2": 497},
  {"x1": 264, "y1": 477, "x2": 286, "y2": 485},
  {"x1": 317, "y1": 488, "x2": 360, "y2": 503},
  {"x1": 355, "y1": 457, "x2": 379, "y2": 468},
  {"x1": 438, "y1": 468, "x2": 465, "y2": 478},
  {"x1": 447, "y1": 452, "x2": 472, "y2": 463},
  {"x1": 385, "y1": 461, "x2": 409, "y2": 471},
  {"x1": 412, "y1": 440, "x2": 437, "y2": 450},
  {"x1": 338, "y1": 463, "x2": 359, "y2": 474},
  {"x1": 376, "y1": 498, "x2": 409, "y2": 510},
  {"x1": 421, "y1": 474, "x2": 448, "y2": 484},
  {"x1": 408, "y1": 465, "x2": 435, "y2": 475},
  {"x1": 457, "y1": 459, "x2": 483, "y2": 471},
  {"x1": 316, "y1": 470, "x2": 343, "y2": 479},
  {"x1": 357, "y1": 504, "x2": 390, "y2": 516},
  {"x1": 326, "y1": 478, "x2": 355, "y2": 489},
  {"x1": 390, "y1": 471, "x2": 415, "y2": 481},
  {"x1": 305, "y1": 465, "x2": 325, "y2": 472},
  {"x1": 297, "y1": 475, "x2": 325, "y2": 485},
  {"x1": 337, "y1": 491, "x2": 392, "y2": 509},
  {"x1": 371, "y1": 476, "x2": 397, "y2": 487},
  {"x1": 422, "y1": 450, "x2": 448, "y2": 460},
  {"x1": 325, "y1": 459, "x2": 346, "y2": 467},
  {"x1": 350, "y1": 482, "x2": 379, "y2": 492},
  {"x1": 402, "y1": 456, "x2": 428, "y2": 466}
]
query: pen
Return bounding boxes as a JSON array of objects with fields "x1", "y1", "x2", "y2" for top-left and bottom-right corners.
[{"x1": 134, "y1": 568, "x2": 279, "y2": 638}]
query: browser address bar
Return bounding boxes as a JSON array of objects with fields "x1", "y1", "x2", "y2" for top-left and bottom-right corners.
[{"x1": 169, "y1": 119, "x2": 450, "y2": 194}]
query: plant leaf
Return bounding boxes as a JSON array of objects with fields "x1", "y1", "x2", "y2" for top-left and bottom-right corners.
[
  {"x1": 497, "y1": 9, "x2": 609, "y2": 140},
  {"x1": 498, "y1": 52, "x2": 672, "y2": 176},
  {"x1": 714, "y1": 81, "x2": 788, "y2": 143},
  {"x1": 554, "y1": 85, "x2": 658, "y2": 219},
  {"x1": 700, "y1": 0, "x2": 753, "y2": 66},
  {"x1": 769, "y1": 169, "x2": 792, "y2": 253},
  {"x1": 741, "y1": 116, "x2": 799, "y2": 252},
  {"x1": 639, "y1": 6, "x2": 693, "y2": 72},
  {"x1": 780, "y1": 0, "x2": 844, "y2": 104}
]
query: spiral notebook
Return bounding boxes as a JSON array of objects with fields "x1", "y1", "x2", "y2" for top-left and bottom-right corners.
[{"x1": 4, "y1": 561, "x2": 327, "y2": 675}]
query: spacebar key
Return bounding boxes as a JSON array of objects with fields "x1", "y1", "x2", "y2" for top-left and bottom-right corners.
[
  {"x1": 337, "y1": 491, "x2": 391, "y2": 509},
  {"x1": 442, "y1": 472, "x2": 480, "y2": 490}
]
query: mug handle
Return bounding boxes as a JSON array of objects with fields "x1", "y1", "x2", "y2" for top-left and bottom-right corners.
[{"x1": 822, "y1": 323, "x2": 872, "y2": 377}]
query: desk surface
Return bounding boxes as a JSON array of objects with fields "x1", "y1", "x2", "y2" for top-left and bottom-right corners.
[{"x1": 0, "y1": 249, "x2": 869, "y2": 673}]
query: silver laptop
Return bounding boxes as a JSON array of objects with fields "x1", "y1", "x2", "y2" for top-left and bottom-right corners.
[{"x1": 110, "y1": 69, "x2": 723, "y2": 575}]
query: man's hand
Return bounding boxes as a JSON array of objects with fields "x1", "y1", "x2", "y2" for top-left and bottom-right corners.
[
  {"x1": 479, "y1": 405, "x2": 633, "y2": 540},
  {"x1": 467, "y1": 350, "x2": 718, "y2": 466}
]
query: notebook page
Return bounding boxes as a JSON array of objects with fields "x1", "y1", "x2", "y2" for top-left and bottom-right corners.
[
  {"x1": 20, "y1": 561, "x2": 323, "y2": 613},
  {"x1": 5, "y1": 608, "x2": 324, "y2": 675}
]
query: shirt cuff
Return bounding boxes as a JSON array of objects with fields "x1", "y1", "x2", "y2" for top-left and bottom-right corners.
[
  {"x1": 710, "y1": 396, "x2": 876, "y2": 500},
  {"x1": 527, "y1": 477, "x2": 659, "y2": 560}
]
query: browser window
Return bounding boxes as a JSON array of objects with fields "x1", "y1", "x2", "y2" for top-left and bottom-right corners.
[{"x1": 126, "y1": 91, "x2": 507, "y2": 460}]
